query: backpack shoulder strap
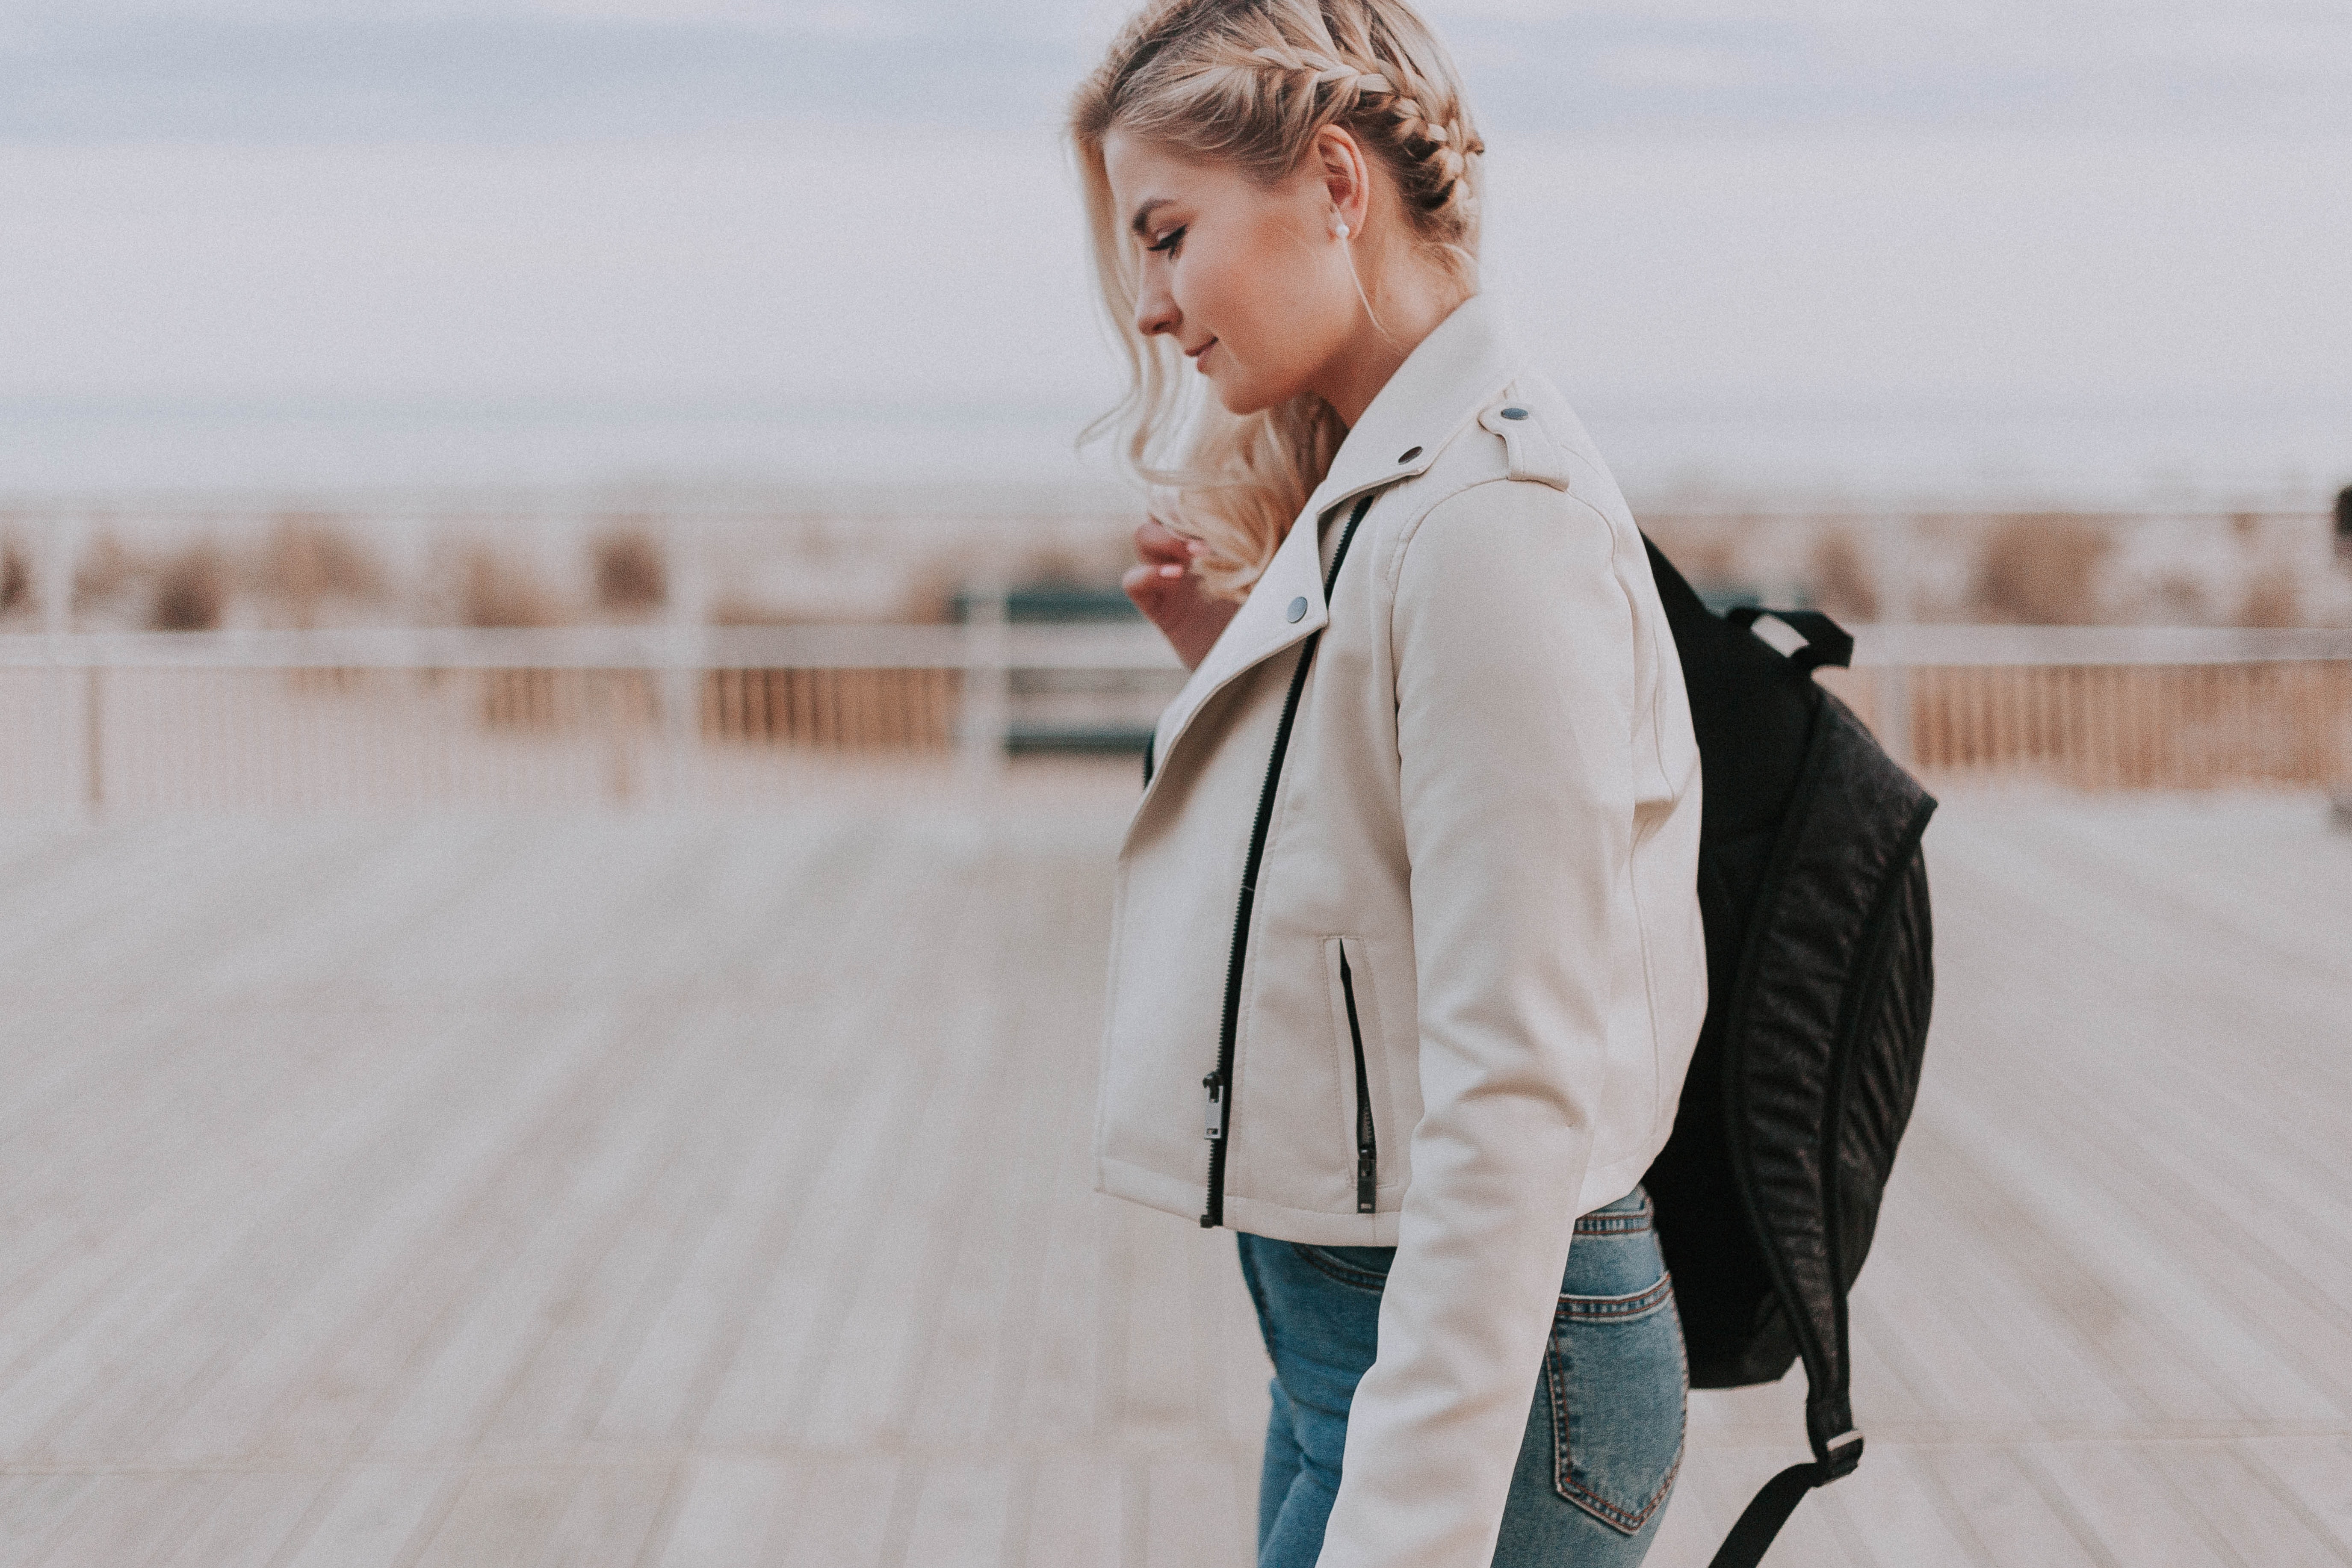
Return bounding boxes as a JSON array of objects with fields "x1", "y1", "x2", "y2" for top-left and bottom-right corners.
[
  {"x1": 1725, "y1": 605, "x2": 1856, "y2": 674},
  {"x1": 1705, "y1": 1435, "x2": 1864, "y2": 1568}
]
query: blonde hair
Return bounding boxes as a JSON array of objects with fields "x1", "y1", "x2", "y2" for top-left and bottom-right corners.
[{"x1": 1071, "y1": 0, "x2": 1485, "y2": 598}]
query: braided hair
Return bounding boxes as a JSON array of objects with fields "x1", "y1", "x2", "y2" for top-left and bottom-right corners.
[{"x1": 1071, "y1": 0, "x2": 1486, "y2": 598}]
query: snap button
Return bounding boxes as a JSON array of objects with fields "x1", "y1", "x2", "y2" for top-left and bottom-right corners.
[
  {"x1": 1500, "y1": 407, "x2": 1529, "y2": 420},
  {"x1": 1286, "y1": 596, "x2": 1309, "y2": 623},
  {"x1": 1398, "y1": 446, "x2": 1422, "y2": 463}
]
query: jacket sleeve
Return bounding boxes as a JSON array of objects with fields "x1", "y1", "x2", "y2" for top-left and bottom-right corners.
[{"x1": 1315, "y1": 478, "x2": 1645, "y2": 1568}]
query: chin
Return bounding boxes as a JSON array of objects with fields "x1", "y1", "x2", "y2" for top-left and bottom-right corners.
[{"x1": 1211, "y1": 375, "x2": 1290, "y2": 418}]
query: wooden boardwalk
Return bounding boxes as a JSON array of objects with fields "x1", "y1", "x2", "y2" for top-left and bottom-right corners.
[{"x1": 1, "y1": 787, "x2": 2346, "y2": 1566}]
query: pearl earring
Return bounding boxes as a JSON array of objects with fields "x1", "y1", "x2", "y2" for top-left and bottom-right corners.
[{"x1": 1333, "y1": 219, "x2": 1350, "y2": 240}]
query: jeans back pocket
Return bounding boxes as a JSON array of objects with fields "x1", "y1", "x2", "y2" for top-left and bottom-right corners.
[{"x1": 1545, "y1": 1270, "x2": 1687, "y2": 1535}]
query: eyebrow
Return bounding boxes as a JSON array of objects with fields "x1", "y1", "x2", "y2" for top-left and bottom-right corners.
[{"x1": 1128, "y1": 198, "x2": 1171, "y2": 237}]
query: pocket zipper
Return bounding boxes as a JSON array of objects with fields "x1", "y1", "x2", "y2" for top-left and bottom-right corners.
[
  {"x1": 1339, "y1": 940, "x2": 1377, "y2": 1214},
  {"x1": 1200, "y1": 492, "x2": 1377, "y2": 1229}
]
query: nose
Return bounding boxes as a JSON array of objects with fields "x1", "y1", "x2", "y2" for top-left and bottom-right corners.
[{"x1": 1134, "y1": 274, "x2": 1178, "y2": 341}]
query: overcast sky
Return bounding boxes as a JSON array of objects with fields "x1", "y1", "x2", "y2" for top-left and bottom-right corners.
[
  {"x1": 9, "y1": 0, "x2": 2349, "y2": 140},
  {"x1": 3, "y1": 1, "x2": 2348, "y2": 498}
]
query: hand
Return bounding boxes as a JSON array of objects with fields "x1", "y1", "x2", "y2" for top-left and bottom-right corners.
[{"x1": 1123, "y1": 518, "x2": 1239, "y2": 671}]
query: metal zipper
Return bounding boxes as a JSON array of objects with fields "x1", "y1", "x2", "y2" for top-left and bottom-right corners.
[
  {"x1": 1201, "y1": 491, "x2": 1377, "y2": 1228},
  {"x1": 1339, "y1": 940, "x2": 1377, "y2": 1214}
]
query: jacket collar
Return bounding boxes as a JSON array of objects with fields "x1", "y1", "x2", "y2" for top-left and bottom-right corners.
[
  {"x1": 1299, "y1": 290, "x2": 1531, "y2": 523},
  {"x1": 1136, "y1": 293, "x2": 1532, "y2": 821}
]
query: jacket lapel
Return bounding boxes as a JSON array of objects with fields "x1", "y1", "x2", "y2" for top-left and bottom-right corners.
[
  {"x1": 1143, "y1": 493, "x2": 1332, "y2": 793},
  {"x1": 1129, "y1": 294, "x2": 1534, "y2": 827}
]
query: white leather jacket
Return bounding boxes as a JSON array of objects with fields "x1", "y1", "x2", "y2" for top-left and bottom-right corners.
[{"x1": 1094, "y1": 295, "x2": 1708, "y2": 1568}]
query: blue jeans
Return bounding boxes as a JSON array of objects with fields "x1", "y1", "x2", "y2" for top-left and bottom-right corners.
[{"x1": 1238, "y1": 1187, "x2": 1686, "y2": 1568}]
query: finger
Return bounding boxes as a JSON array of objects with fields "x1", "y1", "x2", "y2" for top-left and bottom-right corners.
[
  {"x1": 1124, "y1": 561, "x2": 1189, "y2": 591},
  {"x1": 1134, "y1": 518, "x2": 1194, "y2": 565},
  {"x1": 1123, "y1": 562, "x2": 1180, "y2": 604},
  {"x1": 1125, "y1": 571, "x2": 1194, "y2": 625}
]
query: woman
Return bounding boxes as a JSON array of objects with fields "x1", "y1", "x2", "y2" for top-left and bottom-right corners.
[{"x1": 1071, "y1": 3, "x2": 1708, "y2": 1565}]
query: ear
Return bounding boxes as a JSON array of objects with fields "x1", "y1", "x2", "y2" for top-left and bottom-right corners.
[{"x1": 1310, "y1": 125, "x2": 1372, "y2": 237}]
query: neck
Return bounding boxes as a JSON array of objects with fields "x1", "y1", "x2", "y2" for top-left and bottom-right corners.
[{"x1": 1312, "y1": 266, "x2": 1474, "y2": 428}]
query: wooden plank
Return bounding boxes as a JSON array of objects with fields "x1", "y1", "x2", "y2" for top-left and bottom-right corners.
[
  {"x1": 254, "y1": 1018, "x2": 677, "y2": 1461},
  {"x1": 768, "y1": 1455, "x2": 901, "y2": 1568},
  {"x1": 1925, "y1": 815, "x2": 2352, "y2": 1110},
  {"x1": 0, "y1": 801, "x2": 2340, "y2": 1567},
  {"x1": 1818, "y1": 1447, "x2": 1991, "y2": 1568},
  {"x1": 2024, "y1": 1444, "x2": 2242, "y2": 1568},
  {"x1": 466, "y1": 1020, "x2": 784, "y2": 1447},
  {"x1": 642, "y1": 1457, "x2": 789, "y2": 1568},
  {"x1": 1019, "y1": 1450, "x2": 1124, "y2": 1568},
  {"x1": 1937, "y1": 1034, "x2": 2352, "y2": 1360},
  {"x1": 0, "y1": 1011, "x2": 536, "y2": 1459},
  {"x1": 0, "y1": 1474, "x2": 100, "y2": 1566},
  {"x1": 1141, "y1": 1452, "x2": 1251, "y2": 1568},
  {"x1": 21, "y1": 1023, "x2": 508, "y2": 1456},
  {"x1": 12, "y1": 822, "x2": 390, "y2": 1001},
  {"x1": 896, "y1": 1458, "x2": 1018, "y2": 1568},
  {"x1": 183, "y1": 818, "x2": 523, "y2": 998},
  {"x1": 135, "y1": 1016, "x2": 611, "y2": 1462},
  {"x1": 795, "y1": 874, "x2": 1019, "y2": 1451},
  {"x1": 407, "y1": 1468, "x2": 579, "y2": 1568},
  {"x1": 362, "y1": 1016, "x2": 749, "y2": 1459},
  {"x1": 148, "y1": 1471, "x2": 334, "y2": 1568},
  {"x1": 1873, "y1": 1125, "x2": 2212, "y2": 1423},
  {"x1": 1844, "y1": 1297, "x2": 1941, "y2": 1431},
  {"x1": 1002, "y1": 856, "x2": 1130, "y2": 1453},
  {"x1": 25, "y1": 1473, "x2": 214, "y2": 1568},
  {"x1": 1010, "y1": 1119, "x2": 1117, "y2": 1442},
  {"x1": 2240, "y1": 1436, "x2": 2352, "y2": 1560},
  {"x1": 1914, "y1": 839, "x2": 2351, "y2": 1423},
  {"x1": 1915, "y1": 923, "x2": 2352, "y2": 1421},
  {"x1": 1115, "y1": 1203, "x2": 1209, "y2": 1432},
  {"x1": 0, "y1": 823, "x2": 250, "y2": 977},
  {"x1": 2141, "y1": 1443, "x2": 2352, "y2": 1568},
  {"x1": 268, "y1": 1465, "x2": 452, "y2": 1568},
  {"x1": 1184, "y1": 1220, "x2": 1271, "y2": 1450},
  {"x1": 473, "y1": 832, "x2": 855, "y2": 1448},
  {"x1": 902, "y1": 860, "x2": 1096, "y2": 1452},
  {"x1": 0, "y1": 1010, "x2": 343, "y2": 1327},
  {"x1": 525, "y1": 1462, "x2": 678, "y2": 1568},
  {"x1": 677, "y1": 847, "x2": 985, "y2": 1447},
  {"x1": 2016, "y1": 803, "x2": 2352, "y2": 989},
  {"x1": 1919, "y1": 1447, "x2": 2110, "y2": 1568}
]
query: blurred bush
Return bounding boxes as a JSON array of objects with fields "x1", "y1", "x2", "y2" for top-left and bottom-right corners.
[
  {"x1": 459, "y1": 546, "x2": 563, "y2": 629},
  {"x1": 592, "y1": 523, "x2": 666, "y2": 617},
  {"x1": 1809, "y1": 529, "x2": 1879, "y2": 621},
  {"x1": 150, "y1": 544, "x2": 228, "y2": 631},
  {"x1": 0, "y1": 538, "x2": 29, "y2": 617},
  {"x1": 261, "y1": 515, "x2": 384, "y2": 626},
  {"x1": 1971, "y1": 514, "x2": 2111, "y2": 623}
]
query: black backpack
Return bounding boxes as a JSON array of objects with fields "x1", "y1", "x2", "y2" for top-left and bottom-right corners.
[{"x1": 1639, "y1": 538, "x2": 1938, "y2": 1568}]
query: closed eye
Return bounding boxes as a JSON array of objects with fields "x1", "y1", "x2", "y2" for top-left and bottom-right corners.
[{"x1": 1146, "y1": 226, "x2": 1185, "y2": 257}]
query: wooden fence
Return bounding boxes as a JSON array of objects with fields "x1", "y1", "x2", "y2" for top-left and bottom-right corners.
[
  {"x1": 1899, "y1": 663, "x2": 2347, "y2": 788},
  {"x1": 0, "y1": 623, "x2": 2344, "y2": 811},
  {"x1": 702, "y1": 667, "x2": 960, "y2": 750}
]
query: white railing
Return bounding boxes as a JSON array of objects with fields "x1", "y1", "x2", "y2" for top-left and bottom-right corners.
[
  {"x1": 5, "y1": 622, "x2": 2344, "y2": 671},
  {"x1": 0, "y1": 623, "x2": 1179, "y2": 671},
  {"x1": 0, "y1": 619, "x2": 2345, "y2": 812},
  {"x1": 1854, "y1": 625, "x2": 2352, "y2": 667}
]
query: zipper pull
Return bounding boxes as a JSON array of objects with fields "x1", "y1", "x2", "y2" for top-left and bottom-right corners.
[
  {"x1": 1356, "y1": 1148, "x2": 1377, "y2": 1214},
  {"x1": 1203, "y1": 1072, "x2": 1227, "y2": 1142}
]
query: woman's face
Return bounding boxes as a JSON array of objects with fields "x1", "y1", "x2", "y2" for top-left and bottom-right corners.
[{"x1": 1102, "y1": 131, "x2": 1360, "y2": 417}]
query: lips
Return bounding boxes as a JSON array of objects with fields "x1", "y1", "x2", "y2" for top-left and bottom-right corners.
[{"x1": 1186, "y1": 339, "x2": 1217, "y2": 370}]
